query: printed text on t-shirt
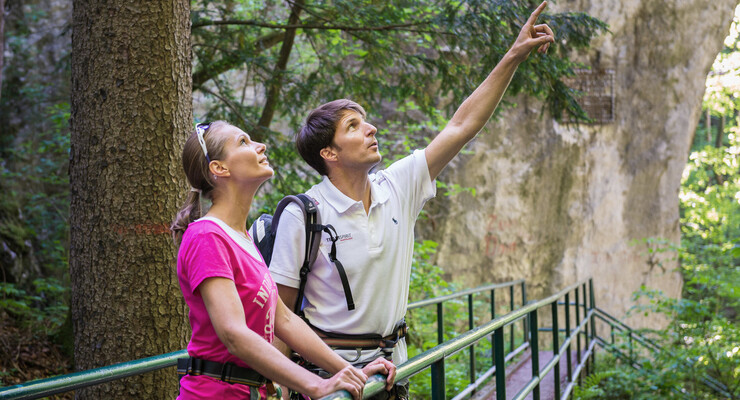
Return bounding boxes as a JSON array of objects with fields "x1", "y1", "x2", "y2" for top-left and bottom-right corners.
[{"x1": 253, "y1": 273, "x2": 272, "y2": 308}]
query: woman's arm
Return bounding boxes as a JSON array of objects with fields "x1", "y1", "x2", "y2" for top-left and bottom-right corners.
[
  {"x1": 200, "y1": 277, "x2": 369, "y2": 399},
  {"x1": 274, "y1": 297, "x2": 396, "y2": 390}
]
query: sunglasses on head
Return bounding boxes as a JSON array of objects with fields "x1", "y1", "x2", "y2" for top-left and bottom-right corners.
[{"x1": 195, "y1": 122, "x2": 211, "y2": 163}]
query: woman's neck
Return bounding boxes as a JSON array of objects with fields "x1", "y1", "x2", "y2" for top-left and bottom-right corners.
[{"x1": 206, "y1": 184, "x2": 256, "y2": 234}]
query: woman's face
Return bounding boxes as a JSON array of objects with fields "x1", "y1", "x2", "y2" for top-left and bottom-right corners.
[{"x1": 216, "y1": 125, "x2": 273, "y2": 185}]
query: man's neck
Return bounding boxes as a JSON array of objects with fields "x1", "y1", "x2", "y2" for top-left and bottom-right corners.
[{"x1": 327, "y1": 168, "x2": 372, "y2": 214}]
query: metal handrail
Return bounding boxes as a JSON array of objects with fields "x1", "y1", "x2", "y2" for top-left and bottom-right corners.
[
  {"x1": 0, "y1": 350, "x2": 187, "y2": 400},
  {"x1": 0, "y1": 280, "x2": 527, "y2": 400},
  {"x1": 320, "y1": 279, "x2": 597, "y2": 400},
  {"x1": 407, "y1": 280, "x2": 525, "y2": 309}
]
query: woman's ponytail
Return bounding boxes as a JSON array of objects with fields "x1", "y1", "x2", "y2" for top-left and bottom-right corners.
[
  {"x1": 170, "y1": 189, "x2": 203, "y2": 245},
  {"x1": 170, "y1": 121, "x2": 230, "y2": 246}
]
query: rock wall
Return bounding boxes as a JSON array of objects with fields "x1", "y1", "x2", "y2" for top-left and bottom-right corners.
[{"x1": 421, "y1": 0, "x2": 737, "y2": 325}]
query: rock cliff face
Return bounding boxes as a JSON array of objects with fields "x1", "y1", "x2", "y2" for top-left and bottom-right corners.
[{"x1": 422, "y1": 0, "x2": 737, "y2": 324}]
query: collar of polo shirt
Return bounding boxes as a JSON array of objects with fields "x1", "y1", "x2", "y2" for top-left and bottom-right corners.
[{"x1": 319, "y1": 175, "x2": 390, "y2": 214}]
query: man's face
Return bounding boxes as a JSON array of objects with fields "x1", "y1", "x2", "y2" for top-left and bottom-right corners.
[{"x1": 326, "y1": 110, "x2": 381, "y2": 172}]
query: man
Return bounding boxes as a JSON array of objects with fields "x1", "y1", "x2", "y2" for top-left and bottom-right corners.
[{"x1": 269, "y1": 2, "x2": 554, "y2": 398}]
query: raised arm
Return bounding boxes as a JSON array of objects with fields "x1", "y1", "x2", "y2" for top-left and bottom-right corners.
[{"x1": 425, "y1": 1, "x2": 555, "y2": 180}]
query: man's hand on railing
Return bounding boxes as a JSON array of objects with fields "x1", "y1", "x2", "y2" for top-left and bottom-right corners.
[
  {"x1": 316, "y1": 365, "x2": 368, "y2": 400},
  {"x1": 361, "y1": 357, "x2": 396, "y2": 391}
]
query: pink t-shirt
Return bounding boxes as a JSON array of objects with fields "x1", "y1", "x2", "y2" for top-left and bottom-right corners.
[{"x1": 177, "y1": 218, "x2": 278, "y2": 399}]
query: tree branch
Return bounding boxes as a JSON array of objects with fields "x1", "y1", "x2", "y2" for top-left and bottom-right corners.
[
  {"x1": 257, "y1": 0, "x2": 303, "y2": 128},
  {"x1": 197, "y1": 86, "x2": 259, "y2": 138},
  {"x1": 192, "y1": 19, "x2": 429, "y2": 32},
  {"x1": 192, "y1": 30, "x2": 285, "y2": 90}
]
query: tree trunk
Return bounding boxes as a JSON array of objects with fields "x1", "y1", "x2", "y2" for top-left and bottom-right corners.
[
  {"x1": 69, "y1": 1, "x2": 191, "y2": 398},
  {"x1": 706, "y1": 108, "x2": 712, "y2": 143},
  {"x1": 715, "y1": 113, "x2": 725, "y2": 147}
]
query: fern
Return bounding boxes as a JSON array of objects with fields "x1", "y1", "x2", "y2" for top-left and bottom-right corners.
[{"x1": 572, "y1": 371, "x2": 617, "y2": 400}]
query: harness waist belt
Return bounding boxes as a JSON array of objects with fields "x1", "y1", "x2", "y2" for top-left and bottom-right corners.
[
  {"x1": 177, "y1": 357, "x2": 266, "y2": 387},
  {"x1": 312, "y1": 320, "x2": 408, "y2": 350}
]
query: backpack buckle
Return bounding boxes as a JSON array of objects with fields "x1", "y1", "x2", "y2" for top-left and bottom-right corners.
[{"x1": 220, "y1": 362, "x2": 235, "y2": 383}]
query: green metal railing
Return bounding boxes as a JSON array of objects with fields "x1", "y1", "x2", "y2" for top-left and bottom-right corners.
[
  {"x1": 322, "y1": 278, "x2": 598, "y2": 400},
  {"x1": 0, "y1": 350, "x2": 187, "y2": 400},
  {"x1": 592, "y1": 307, "x2": 731, "y2": 398},
  {"x1": 0, "y1": 280, "x2": 527, "y2": 400},
  {"x1": 1, "y1": 279, "x2": 600, "y2": 400},
  {"x1": 407, "y1": 279, "x2": 528, "y2": 400}
]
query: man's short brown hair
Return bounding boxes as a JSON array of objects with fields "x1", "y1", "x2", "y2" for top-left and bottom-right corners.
[{"x1": 296, "y1": 99, "x2": 366, "y2": 176}]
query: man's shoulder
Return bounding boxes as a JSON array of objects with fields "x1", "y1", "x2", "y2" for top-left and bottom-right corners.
[{"x1": 371, "y1": 151, "x2": 423, "y2": 185}]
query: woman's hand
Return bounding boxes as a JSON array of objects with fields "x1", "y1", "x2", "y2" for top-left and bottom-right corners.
[
  {"x1": 361, "y1": 357, "x2": 397, "y2": 391},
  {"x1": 313, "y1": 365, "x2": 368, "y2": 400}
]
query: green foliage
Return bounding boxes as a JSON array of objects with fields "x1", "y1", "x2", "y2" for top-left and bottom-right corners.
[
  {"x1": 190, "y1": 0, "x2": 607, "y2": 211},
  {"x1": 191, "y1": 0, "x2": 607, "y2": 131},
  {"x1": 572, "y1": 370, "x2": 617, "y2": 400},
  {"x1": 0, "y1": 29, "x2": 70, "y2": 334},
  {"x1": 591, "y1": 117, "x2": 740, "y2": 400},
  {"x1": 573, "y1": 353, "x2": 645, "y2": 400},
  {"x1": 409, "y1": 240, "x2": 450, "y2": 302},
  {"x1": 0, "y1": 279, "x2": 68, "y2": 335}
]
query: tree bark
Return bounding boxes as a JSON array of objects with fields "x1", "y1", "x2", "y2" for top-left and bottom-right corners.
[
  {"x1": 70, "y1": 1, "x2": 191, "y2": 398},
  {"x1": 257, "y1": 0, "x2": 303, "y2": 128}
]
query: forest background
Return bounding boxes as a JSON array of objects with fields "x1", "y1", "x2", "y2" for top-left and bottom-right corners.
[{"x1": 0, "y1": 0, "x2": 737, "y2": 399}]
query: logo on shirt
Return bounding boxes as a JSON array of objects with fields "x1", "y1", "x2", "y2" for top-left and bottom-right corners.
[{"x1": 325, "y1": 232, "x2": 353, "y2": 242}]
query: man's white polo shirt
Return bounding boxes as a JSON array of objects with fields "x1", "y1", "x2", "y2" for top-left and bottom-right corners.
[{"x1": 269, "y1": 149, "x2": 436, "y2": 364}]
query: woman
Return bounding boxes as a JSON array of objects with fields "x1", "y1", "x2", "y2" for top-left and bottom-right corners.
[{"x1": 171, "y1": 121, "x2": 395, "y2": 399}]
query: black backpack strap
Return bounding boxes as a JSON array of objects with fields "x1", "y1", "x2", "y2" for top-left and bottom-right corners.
[
  {"x1": 271, "y1": 195, "x2": 322, "y2": 315},
  {"x1": 273, "y1": 194, "x2": 355, "y2": 314},
  {"x1": 322, "y1": 224, "x2": 355, "y2": 311}
]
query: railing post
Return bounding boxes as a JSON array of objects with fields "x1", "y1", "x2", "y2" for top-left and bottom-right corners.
[
  {"x1": 589, "y1": 279, "x2": 596, "y2": 371},
  {"x1": 521, "y1": 283, "x2": 528, "y2": 345},
  {"x1": 437, "y1": 302, "x2": 444, "y2": 345},
  {"x1": 433, "y1": 302, "x2": 445, "y2": 400},
  {"x1": 494, "y1": 327, "x2": 506, "y2": 400},
  {"x1": 610, "y1": 325, "x2": 615, "y2": 345},
  {"x1": 509, "y1": 285, "x2": 515, "y2": 352},
  {"x1": 529, "y1": 309, "x2": 540, "y2": 400},
  {"x1": 574, "y1": 286, "x2": 582, "y2": 385},
  {"x1": 629, "y1": 331, "x2": 634, "y2": 366},
  {"x1": 551, "y1": 301, "x2": 560, "y2": 399},
  {"x1": 491, "y1": 289, "x2": 496, "y2": 368},
  {"x1": 431, "y1": 359, "x2": 445, "y2": 400},
  {"x1": 582, "y1": 282, "x2": 589, "y2": 374},
  {"x1": 564, "y1": 292, "x2": 572, "y2": 382},
  {"x1": 468, "y1": 293, "x2": 476, "y2": 390}
]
